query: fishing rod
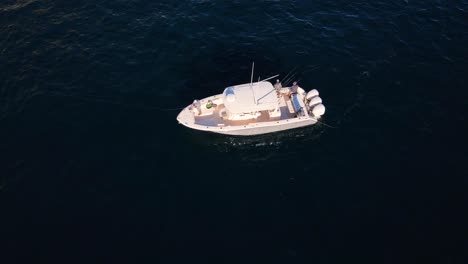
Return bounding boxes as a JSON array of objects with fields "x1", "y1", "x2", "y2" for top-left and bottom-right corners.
[
  {"x1": 282, "y1": 66, "x2": 298, "y2": 83},
  {"x1": 283, "y1": 69, "x2": 300, "y2": 86}
]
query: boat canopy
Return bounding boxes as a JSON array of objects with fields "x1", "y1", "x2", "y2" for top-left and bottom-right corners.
[{"x1": 222, "y1": 82, "x2": 278, "y2": 114}]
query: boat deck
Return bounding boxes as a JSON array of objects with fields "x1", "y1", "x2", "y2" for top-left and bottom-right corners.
[{"x1": 194, "y1": 94, "x2": 297, "y2": 127}]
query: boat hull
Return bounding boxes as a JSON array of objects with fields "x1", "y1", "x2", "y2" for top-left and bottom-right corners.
[
  {"x1": 177, "y1": 106, "x2": 318, "y2": 136},
  {"x1": 210, "y1": 119, "x2": 317, "y2": 136},
  {"x1": 176, "y1": 84, "x2": 324, "y2": 136}
]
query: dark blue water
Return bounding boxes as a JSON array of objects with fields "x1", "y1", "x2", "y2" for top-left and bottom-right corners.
[{"x1": 1, "y1": 1, "x2": 467, "y2": 263}]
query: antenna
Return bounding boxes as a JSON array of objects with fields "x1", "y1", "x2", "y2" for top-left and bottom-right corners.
[
  {"x1": 250, "y1": 62, "x2": 256, "y2": 104},
  {"x1": 259, "y1": 74, "x2": 279, "y2": 83},
  {"x1": 250, "y1": 62, "x2": 254, "y2": 86}
]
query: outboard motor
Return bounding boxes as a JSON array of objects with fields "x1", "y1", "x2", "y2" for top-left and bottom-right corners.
[
  {"x1": 308, "y1": 96, "x2": 322, "y2": 108},
  {"x1": 305, "y1": 89, "x2": 319, "y2": 101},
  {"x1": 312, "y1": 104, "x2": 326, "y2": 117}
]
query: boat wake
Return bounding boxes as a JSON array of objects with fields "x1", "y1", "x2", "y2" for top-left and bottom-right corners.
[{"x1": 206, "y1": 124, "x2": 326, "y2": 154}]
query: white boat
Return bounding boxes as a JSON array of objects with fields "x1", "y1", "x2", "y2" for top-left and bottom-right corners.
[{"x1": 176, "y1": 65, "x2": 325, "y2": 136}]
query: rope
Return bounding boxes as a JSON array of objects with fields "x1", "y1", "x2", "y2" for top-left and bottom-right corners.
[{"x1": 310, "y1": 117, "x2": 337, "y2": 128}]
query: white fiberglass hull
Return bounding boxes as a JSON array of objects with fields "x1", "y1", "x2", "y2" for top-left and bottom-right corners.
[
  {"x1": 177, "y1": 105, "x2": 318, "y2": 136},
  {"x1": 205, "y1": 118, "x2": 318, "y2": 136}
]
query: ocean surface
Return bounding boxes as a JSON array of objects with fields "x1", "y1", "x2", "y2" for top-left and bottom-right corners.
[{"x1": 1, "y1": 0, "x2": 467, "y2": 263}]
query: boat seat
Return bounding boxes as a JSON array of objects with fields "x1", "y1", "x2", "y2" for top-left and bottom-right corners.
[
  {"x1": 291, "y1": 94, "x2": 305, "y2": 114},
  {"x1": 286, "y1": 100, "x2": 295, "y2": 114},
  {"x1": 268, "y1": 108, "x2": 281, "y2": 118},
  {"x1": 219, "y1": 108, "x2": 228, "y2": 119}
]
